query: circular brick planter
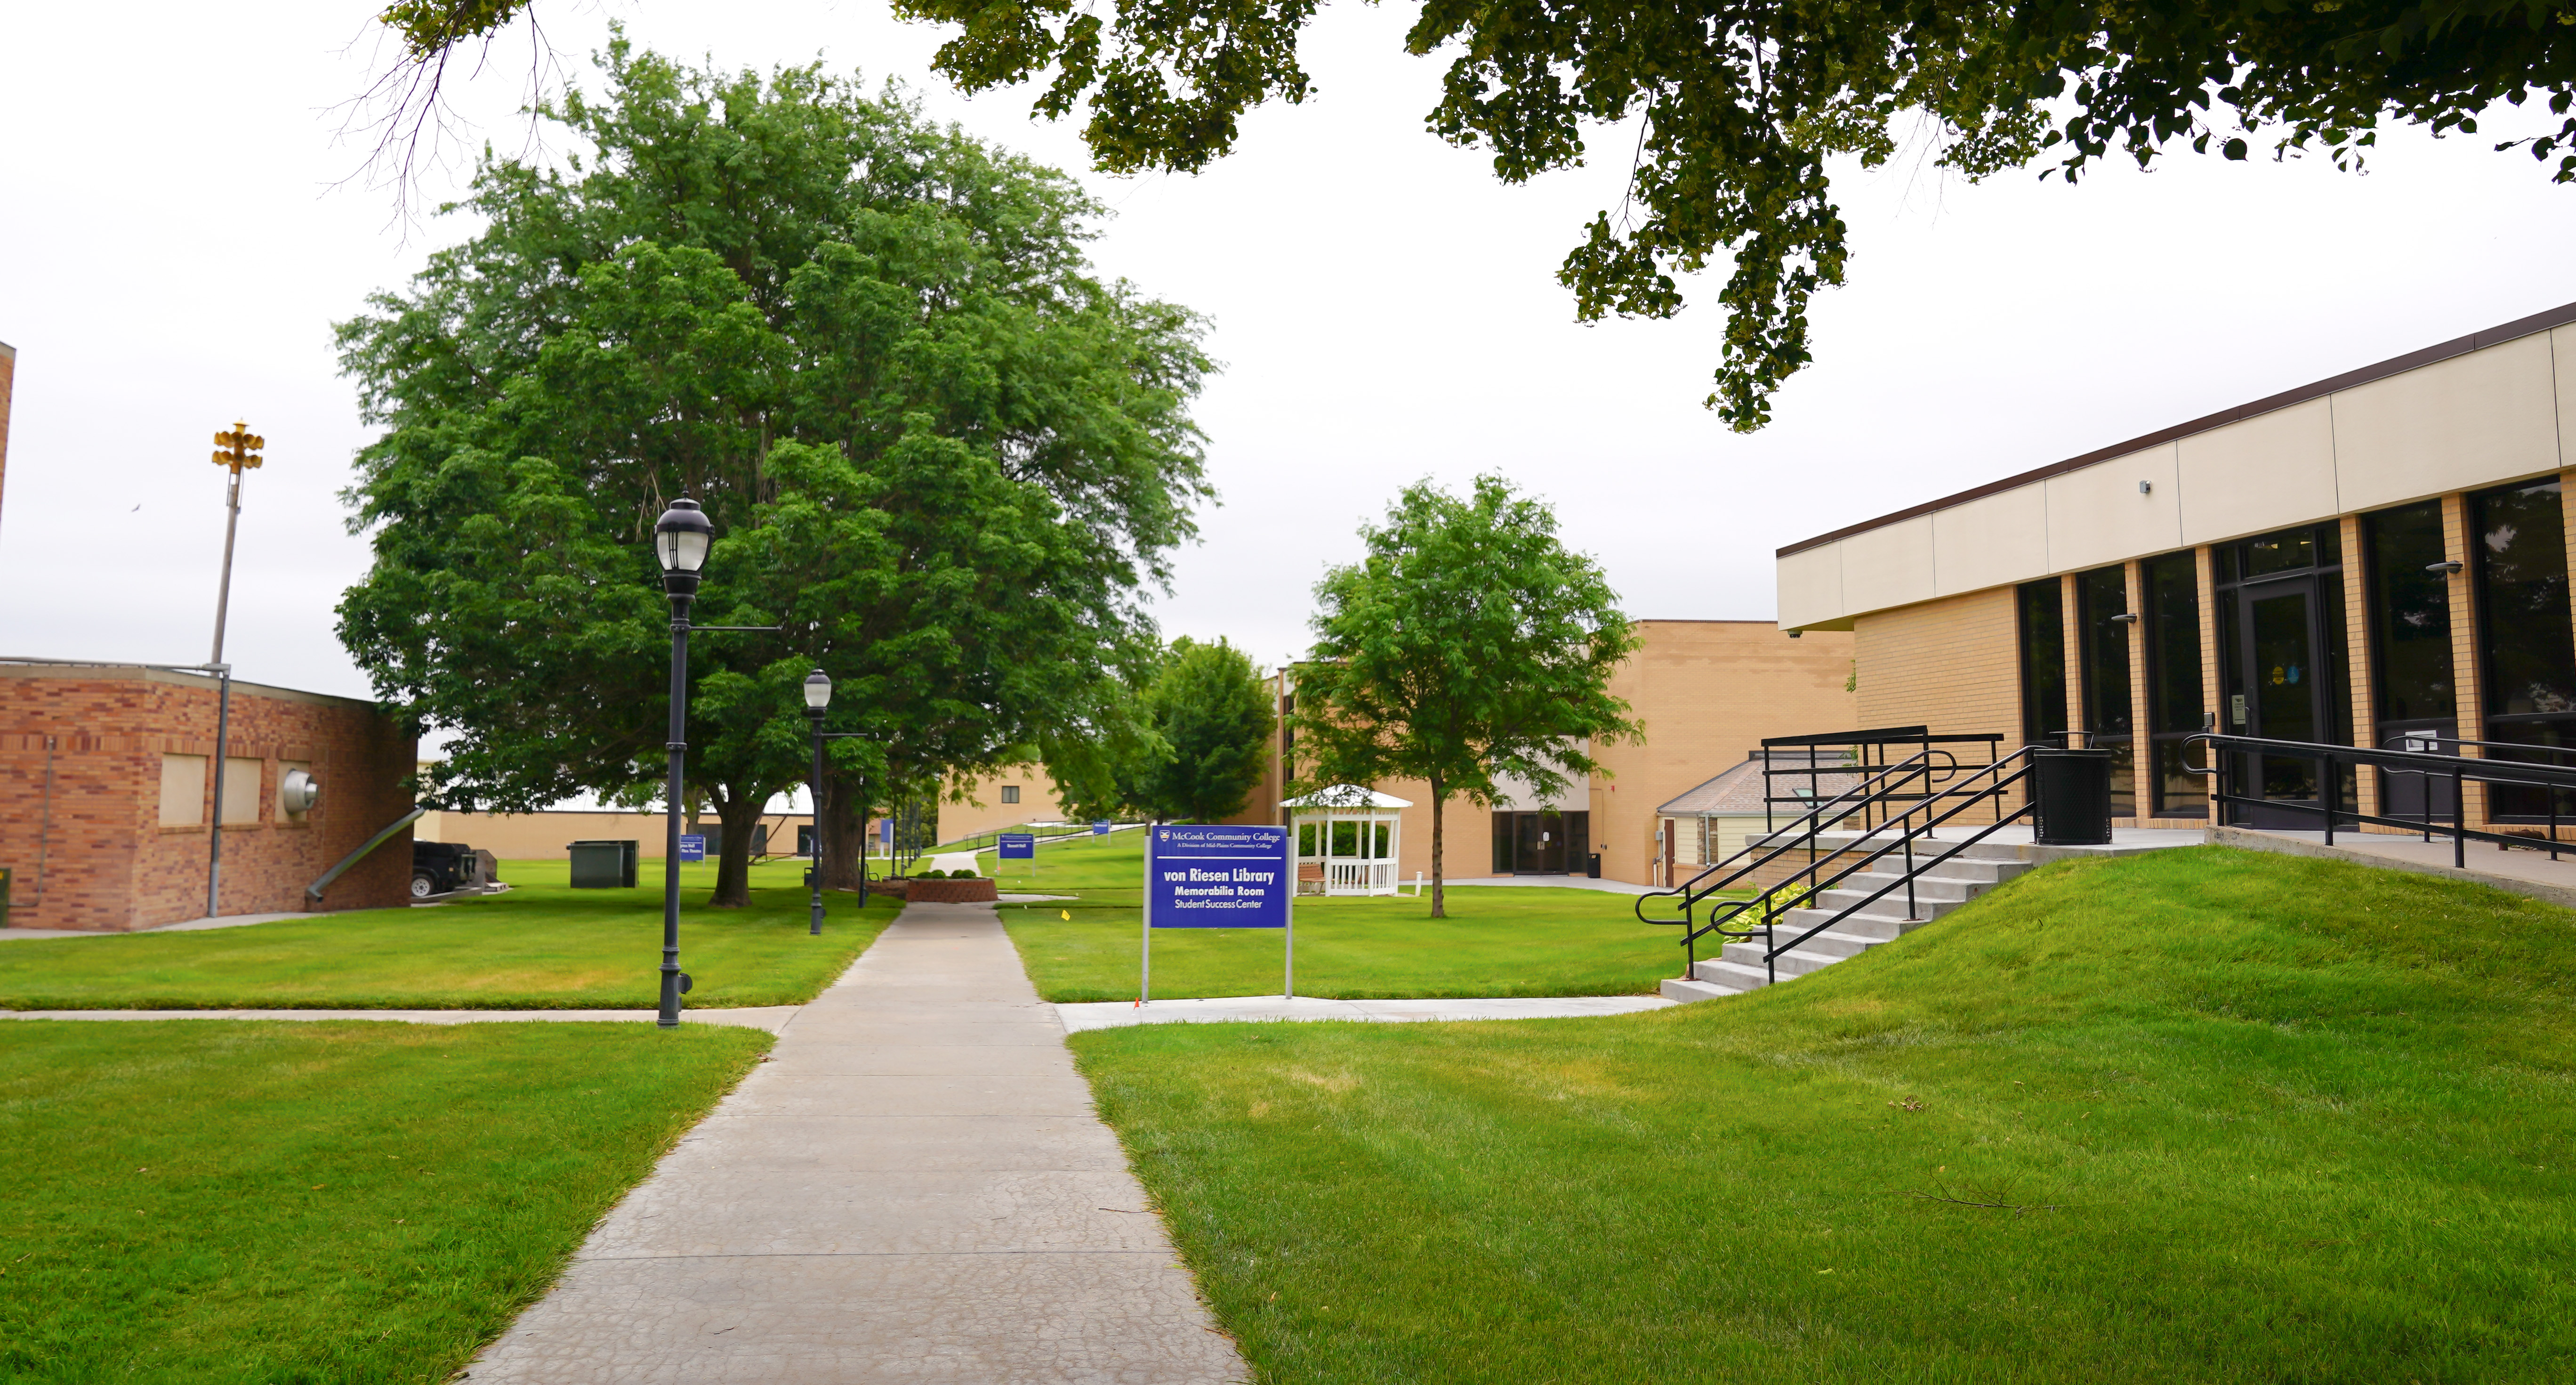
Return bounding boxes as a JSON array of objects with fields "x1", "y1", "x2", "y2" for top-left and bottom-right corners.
[{"x1": 901, "y1": 877, "x2": 998, "y2": 904}]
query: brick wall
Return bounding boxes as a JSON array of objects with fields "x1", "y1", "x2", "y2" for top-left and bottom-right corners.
[
  {"x1": 1851, "y1": 588, "x2": 2024, "y2": 823},
  {"x1": 1588, "y1": 621, "x2": 1859, "y2": 885},
  {"x1": 0, "y1": 667, "x2": 416, "y2": 930}
]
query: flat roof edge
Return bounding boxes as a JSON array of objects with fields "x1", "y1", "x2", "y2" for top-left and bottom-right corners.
[{"x1": 1776, "y1": 298, "x2": 2576, "y2": 559}]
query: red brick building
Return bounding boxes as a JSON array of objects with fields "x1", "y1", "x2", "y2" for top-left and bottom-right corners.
[{"x1": 0, "y1": 664, "x2": 417, "y2": 930}]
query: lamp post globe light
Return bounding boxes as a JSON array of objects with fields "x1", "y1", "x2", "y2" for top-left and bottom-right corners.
[
  {"x1": 805, "y1": 668, "x2": 832, "y2": 937},
  {"x1": 654, "y1": 499, "x2": 715, "y2": 1029}
]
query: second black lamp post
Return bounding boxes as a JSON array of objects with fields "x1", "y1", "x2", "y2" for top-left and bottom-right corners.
[
  {"x1": 803, "y1": 668, "x2": 872, "y2": 935},
  {"x1": 652, "y1": 499, "x2": 715, "y2": 1029}
]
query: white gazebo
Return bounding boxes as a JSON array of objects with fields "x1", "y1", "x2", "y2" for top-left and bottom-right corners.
[{"x1": 1281, "y1": 785, "x2": 1413, "y2": 896}]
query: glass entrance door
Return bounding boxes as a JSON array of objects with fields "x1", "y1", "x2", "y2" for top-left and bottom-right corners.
[
  {"x1": 1513, "y1": 813, "x2": 1566, "y2": 874},
  {"x1": 2216, "y1": 524, "x2": 2352, "y2": 829},
  {"x1": 2245, "y1": 582, "x2": 2322, "y2": 817}
]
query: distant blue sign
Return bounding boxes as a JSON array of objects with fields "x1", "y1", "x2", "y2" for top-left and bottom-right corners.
[
  {"x1": 676, "y1": 834, "x2": 706, "y2": 862},
  {"x1": 1148, "y1": 824, "x2": 1290, "y2": 928},
  {"x1": 998, "y1": 833, "x2": 1035, "y2": 860},
  {"x1": 1092, "y1": 820, "x2": 1112, "y2": 836},
  {"x1": 878, "y1": 818, "x2": 893, "y2": 846}
]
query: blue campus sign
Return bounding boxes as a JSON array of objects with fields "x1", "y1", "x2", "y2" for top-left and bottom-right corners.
[
  {"x1": 1092, "y1": 820, "x2": 1111, "y2": 836},
  {"x1": 998, "y1": 832, "x2": 1035, "y2": 860},
  {"x1": 676, "y1": 834, "x2": 706, "y2": 862},
  {"x1": 1149, "y1": 824, "x2": 1290, "y2": 928}
]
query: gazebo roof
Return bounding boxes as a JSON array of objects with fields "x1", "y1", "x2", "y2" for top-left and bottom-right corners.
[{"x1": 1280, "y1": 784, "x2": 1414, "y2": 810}]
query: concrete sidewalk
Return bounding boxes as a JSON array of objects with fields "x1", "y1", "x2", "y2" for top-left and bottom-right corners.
[
  {"x1": 1059, "y1": 993, "x2": 1675, "y2": 1032},
  {"x1": 466, "y1": 901, "x2": 1246, "y2": 1384}
]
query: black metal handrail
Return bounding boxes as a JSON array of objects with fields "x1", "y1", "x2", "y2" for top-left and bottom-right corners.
[
  {"x1": 1637, "y1": 747, "x2": 1951, "y2": 931},
  {"x1": 1743, "y1": 751, "x2": 2045, "y2": 983},
  {"x1": 1636, "y1": 741, "x2": 2025, "y2": 976},
  {"x1": 1758, "y1": 728, "x2": 2007, "y2": 835},
  {"x1": 2186, "y1": 731, "x2": 2576, "y2": 867}
]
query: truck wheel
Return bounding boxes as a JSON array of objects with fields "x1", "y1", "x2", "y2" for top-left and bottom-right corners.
[{"x1": 411, "y1": 873, "x2": 438, "y2": 899}]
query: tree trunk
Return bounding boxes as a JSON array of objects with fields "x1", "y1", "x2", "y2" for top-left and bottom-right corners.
[
  {"x1": 708, "y1": 788, "x2": 764, "y2": 908},
  {"x1": 1428, "y1": 773, "x2": 1446, "y2": 919},
  {"x1": 818, "y1": 767, "x2": 869, "y2": 891}
]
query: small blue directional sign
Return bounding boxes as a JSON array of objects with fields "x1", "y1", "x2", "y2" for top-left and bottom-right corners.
[
  {"x1": 878, "y1": 818, "x2": 893, "y2": 846},
  {"x1": 1092, "y1": 819, "x2": 1112, "y2": 835},
  {"x1": 1149, "y1": 824, "x2": 1291, "y2": 928},
  {"x1": 676, "y1": 834, "x2": 706, "y2": 862},
  {"x1": 998, "y1": 832, "x2": 1036, "y2": 860}
]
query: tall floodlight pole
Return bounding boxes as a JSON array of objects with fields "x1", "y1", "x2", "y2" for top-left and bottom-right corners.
[
  {"x1": 654, "y1": 499, "x2": 715, "y2": 1028},
  {"x1": 804, "y1": 669, "x2": 833, "y2": 936},
  {"x1": 205, "y1": 422, "x2": 264, "y2": 918}
]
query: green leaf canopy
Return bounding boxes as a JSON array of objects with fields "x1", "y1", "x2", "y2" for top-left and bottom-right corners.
[
  {"x1": 336, "y1": 37, "x2": 1213, "y2": 902},
  {"x1": 1290, "y1": 474, "x2": 1640, "y2": 917}
]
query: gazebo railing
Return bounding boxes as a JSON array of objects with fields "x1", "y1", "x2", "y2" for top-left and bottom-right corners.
[{"x1": 1323, "y1": 860, "x2": 1399, "y2": 894}]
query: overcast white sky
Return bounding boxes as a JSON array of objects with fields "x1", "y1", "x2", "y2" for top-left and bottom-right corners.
[{"x1": 7, "y1": 0, "x2": 2576, "y2": 702}]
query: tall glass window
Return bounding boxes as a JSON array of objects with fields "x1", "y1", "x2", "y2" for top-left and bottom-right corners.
[
  {"x1": 2143, "y1": 551, "x2": 2205, "y2": 817},
  {"x1": 2472, "y1": 478, "x2": 2576, "y2": 818},
  {"x1": 2367, "y1": 501, "x2": 2455, "y2": 729},
  {"x1": 2076, "y1": 565, "x2": 2137, "y2": 816},
  {"x1": 2018, "y1": 579, "x2": 2068, "y2": 746}
]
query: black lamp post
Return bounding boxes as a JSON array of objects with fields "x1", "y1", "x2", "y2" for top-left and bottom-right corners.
[
  {"x1": 654, "y1": 498, "x2": 714, "y2": 1029},
  {"x1": 802, "y1": 667, "x2": 875, "y2": 931},
  {"x1": 804, "y1": 668, "x2": 832, "y2": 936}
]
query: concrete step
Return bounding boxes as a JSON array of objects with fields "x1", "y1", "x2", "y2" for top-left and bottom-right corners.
[
  {"x1": 1720, "y1": 927, "x2": 1882, "y2": 964},
  {"x1": 1658, "y1": 977, "x2": 1737, "y2": 1003},
  {"x1": 1683, "y1": 959, "x2": 1772, "y2": 993},
  {"x1": 1777, "y1": 907, "x2": 1935, "y2": 941},
  {"x1": 1708, "y1": 943, "x2": 1849, "y2": 980},
  {"x1": 1813, "y1": 887, "x2": 1966, "y2": 920},
  {"x1": 1833, "y1": 870, "x2": 1989, "y2": 902}
]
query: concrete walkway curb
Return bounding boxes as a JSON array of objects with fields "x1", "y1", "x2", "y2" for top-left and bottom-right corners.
[
  {"x1": 464, "y1": 901, "x2": 1248, "y2": 1384},
  {"x1": 1059, "y1": 993, "x2": 1676, "y2": 1032}
]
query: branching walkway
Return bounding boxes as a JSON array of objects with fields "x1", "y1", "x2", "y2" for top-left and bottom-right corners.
[{"x1": 465, "y1": 901, "x2": 1248, "y2": 1384}]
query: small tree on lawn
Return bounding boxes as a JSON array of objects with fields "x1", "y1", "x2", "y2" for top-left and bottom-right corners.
[
  {"x1": 1135, "y1": 637, "x2": 1274, "y2": 823},
  {"x1": 1291, "y1": 475, "x2": 1639, "y2": 918}
]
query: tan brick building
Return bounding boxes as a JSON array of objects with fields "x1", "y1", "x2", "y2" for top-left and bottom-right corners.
[
  {"x1": 1259, "y1": 620, "x2": 1857, "y2": 887},
  {"x1": 1778, "y1": 300, "x2": 2576, "y2": 835},
  {"x1": 0, "y1": 664, "x2": 417, "y2": 930}
]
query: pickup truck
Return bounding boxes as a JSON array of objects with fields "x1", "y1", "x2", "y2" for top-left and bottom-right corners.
[{"x1": 411, "y1": 841, "x2": 481, "y2": 899}]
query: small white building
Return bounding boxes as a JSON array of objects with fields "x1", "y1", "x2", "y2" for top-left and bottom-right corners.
[
  {"x1": 1282, "y1": 785, "x2": 1412, "y2": 896},
  {"x1": 1653, "y1": 751, "x2": 1863, "y2": 886}
]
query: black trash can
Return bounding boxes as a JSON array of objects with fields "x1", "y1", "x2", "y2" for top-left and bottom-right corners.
[
  {"x1": 2030, "y1": 749, "x2": 2114, "y2": 846},
  {"x1": 1585, "y1": 852, "x2": 1602, "y2": 879},
  {"x1": 569, "y1": 839, "x2": 640, "y2": 889}
]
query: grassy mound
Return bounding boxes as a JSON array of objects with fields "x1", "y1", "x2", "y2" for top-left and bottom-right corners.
[{"x1": 1071, "y1": 846, "x2": 2576, "y2": 1383}]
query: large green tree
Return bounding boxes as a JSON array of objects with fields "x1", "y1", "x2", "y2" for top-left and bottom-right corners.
[
  {"x1": 337, "y1": 38, "x2": 1211, "y2": 904},
  {"x1": 1290, "y1": 475, "x2": 1639, "y2": 918},
  {"x1": 1135, "y1": 638, "x2": 1275, "y2": 823},
  {"x1": 1046, "y1": 636, "x2": 1275, "y2": 823},
  {"x1": 378, "y1": 2, "x2": 2576, "y2": 430}
]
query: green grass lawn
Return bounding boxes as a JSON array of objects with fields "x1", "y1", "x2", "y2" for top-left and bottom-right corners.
[
  {"x1": 1072, "y1": 846, "x2": 2576, "y2": 1382},
  {"x1": 983, "y1": 831, "x2": 1687, "y2": 1001},
  {"x1": 0, "y1": 858, "x2": 898, "y2": 1010},
  {"x1": 0, "y1": 1018, "x2": 766, "y2": 1381}
]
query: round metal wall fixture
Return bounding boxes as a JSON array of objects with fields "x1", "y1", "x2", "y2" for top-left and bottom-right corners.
[{"x1": 281, "y1": 768, "x2": 322, "y2": 816}]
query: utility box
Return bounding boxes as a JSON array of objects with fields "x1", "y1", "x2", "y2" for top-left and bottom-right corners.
[
  {"x1": 568, "y1": 840, "x2": 639, "y2": 889},
  {"x1": 2031, "y1": 749, "x2": 2115, "y2": 846}
]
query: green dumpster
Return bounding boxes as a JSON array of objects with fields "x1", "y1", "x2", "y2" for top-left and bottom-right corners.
[{"x1": 568, "y1": 840, "x2": 639, "y2": 889}]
